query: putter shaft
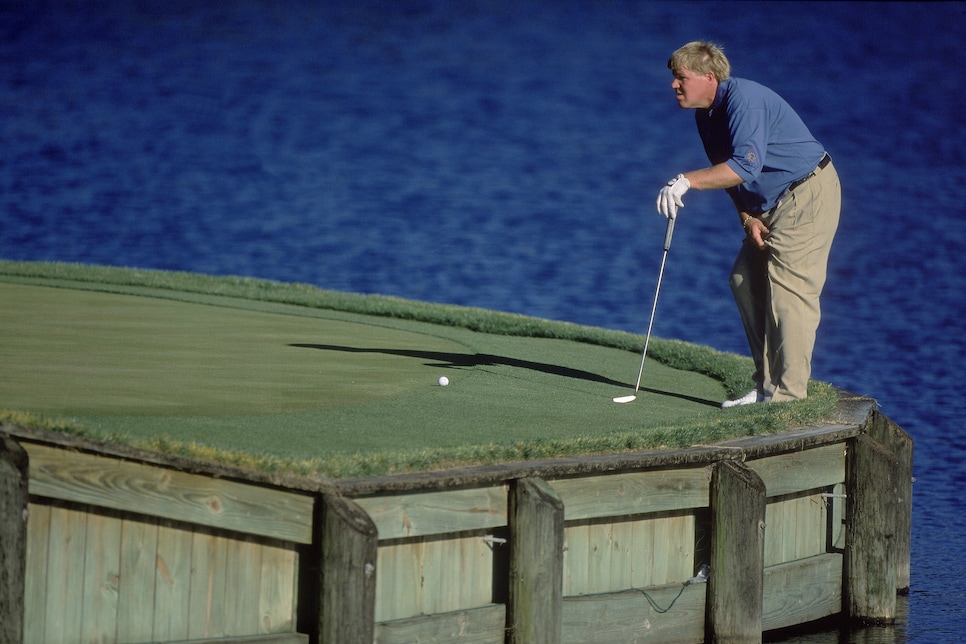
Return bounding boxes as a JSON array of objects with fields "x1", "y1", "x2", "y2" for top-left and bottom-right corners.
[{"x1": 614, "y1": 217, "x2": 675, "y2": 403}]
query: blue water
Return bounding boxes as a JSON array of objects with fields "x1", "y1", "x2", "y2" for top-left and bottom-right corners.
[{"x1": 3, "y1": 1, "x2": 965, "y2": 640}]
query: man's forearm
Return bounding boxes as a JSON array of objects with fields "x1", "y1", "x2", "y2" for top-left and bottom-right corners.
[{"x1": 683, "y1": 163, "x2": 744, "y2": 190}]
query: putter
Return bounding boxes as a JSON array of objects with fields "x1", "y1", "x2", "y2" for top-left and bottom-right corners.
[{"x1": 613, "y1": 216, "x2": 675, "y2": 403}]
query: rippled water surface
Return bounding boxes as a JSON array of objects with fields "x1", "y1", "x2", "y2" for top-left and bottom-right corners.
[{"x1": 3, "y1": 2, "x2": 966, "y2": 640}]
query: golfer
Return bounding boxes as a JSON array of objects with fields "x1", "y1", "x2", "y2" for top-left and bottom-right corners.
[{"x1": 656, "y1": 41, "x2": 840, "y2": 407}]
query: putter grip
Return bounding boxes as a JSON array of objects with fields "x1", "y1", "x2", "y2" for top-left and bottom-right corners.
[{"x1": 663, "y1": 217, "x2": 675, "y2": 250}]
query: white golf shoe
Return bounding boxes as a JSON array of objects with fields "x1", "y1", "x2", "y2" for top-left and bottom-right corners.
[{"x1": 721, "y1": 389, "x2": 765, "y2": 408}]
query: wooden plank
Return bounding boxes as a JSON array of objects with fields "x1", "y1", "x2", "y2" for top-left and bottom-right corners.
[
  {"x1": 24, "y1": 443, "x2": 314, "y2": 544},
  {"x1": 562, "y1": 523, "x2": 589, "y2": 597},
  {"x1": 225, "y1": 536, "x2": 263, "y2": 635},
  {"x1": 44, "y1": 504, "x2": 88, "y2": 642},
  {"x1": 23, "y1": 502, "x2": 50, "y2": 644},
  {"x1": 507, "y1": 478, "x2": 564, "y2": 644},
  {"x1": 708, "y1": 460, "x2": 765, "y2": 643},
  {"x1": 763, "y1": 553, "x2": 843, "y2": 631},
  {"x1": 763, "y1": 499, "x2": 785, "y2": 567},
  {"x1": 395, "y1": 533, "x2": 492, "y2": 617},
  {"x1": 116, "y1": 516, "x2": 160, "y2": 643},
  {"x1": 764, "y1": 492, "x2": 827, "y2": 566},
  {"x1": 609, "y1": 519, "x2": 634, "y2": 592},
  {"x1": 374, "y1": 540, "x2": 418, "y2": 622},
  {"x1": 355, "y1": 485, "x2": 507, "y2": 540},
  {"x1": 421, "y1": 536, "x2": 446, "y2": 615},
  {"x1": 828, "y1": 482, "x2": 846, "y2": 551},
  {"x1": 149, "y1": 635, "x2": 308, "y2": 643},
  {"x1": 259, "y1": 541, "x2": 299, "y2": 634},
  {"x1": 319, "y1": 493, "x2": 378, "y2": 644},
  {"x1": 746, "y1": 443, "x2": 845, "y2": 497},
  {"x1": 867, "y1": 410, "x2": 914, "y2": 591},
  {"x1": 845, "y1": 434, "x2": 899, "y2": 622},
  {"x1": 564, "y1": 512, "x2": 696, "y2": 597},
  {"x1": 188, "y1": 530, "x2": 230, "y2": 639},
  {"x1": 586, "y1": 522, "x2": 613, "y2": 595},
  {"x1": 562, "y1": 583, "x2": 706, "y2": 643},
  {"x1": 460, "y1": 533, "x2": 496, "y2": 611},
  {"x1": 663, "y1": 513, "x2": 696, "y2": 587},
  {"x1": 631, "y1": 516, "x2": 655, "y2": 589},
  {"x1": 80, "y1": 509, "x2": 122, "y2": 641},
  {"x1": 374, "y1": 603, "x2": 506, "y2": 643},
  {"x1": 0, "y1": 436, "x2": 28, "y2": 644},
  {"x1": 550, "y1": 467, "x2": 710, "y2": 521},
  {"x1": 153, "y1": 520, "x2": 195, "y2": 641}
]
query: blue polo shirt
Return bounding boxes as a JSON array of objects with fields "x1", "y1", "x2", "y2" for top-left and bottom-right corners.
[{"x1": 696, "y1": 77, "x2": 825, "y2": 214}]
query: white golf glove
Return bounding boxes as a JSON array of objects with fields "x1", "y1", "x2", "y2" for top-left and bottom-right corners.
[{"x1": 656, "y1": 174, "x2": 690, "y2": 219}]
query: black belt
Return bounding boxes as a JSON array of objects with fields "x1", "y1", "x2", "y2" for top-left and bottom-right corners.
[{"x1": 787, "y1": 153, "x2": 831, "y2": 193}]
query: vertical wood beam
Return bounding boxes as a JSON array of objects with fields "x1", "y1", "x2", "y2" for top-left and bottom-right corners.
[
  {"x1": 318, "y1": 493, "x2": 378, "y2": 644},
  {"x1": 708, "y1": 459, "x2": 766, "y2": 643},
  {"x1": 507, "y1": 477, "x2": 563, "y2": 644},
  {"x1": 845, "y1": 434, "x2": 899, "y2": 623},
  {"x1": 866, "y1": 411, "x2": 913, "y2": 592},
  {"x1": 0, "y1": 436, "x2": 28, "y2": 644}
]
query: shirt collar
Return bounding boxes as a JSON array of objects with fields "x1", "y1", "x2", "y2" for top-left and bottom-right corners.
[{"x1": 709, "y1": 77, "x2": 730, "y2": 111}]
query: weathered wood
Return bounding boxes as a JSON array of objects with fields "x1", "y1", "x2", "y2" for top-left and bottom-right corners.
[
  {"x1": 374, "y1": 538, "x2": 419, "y2": 621},
  {"x1": 866, "y1": 410, "x2": 913, "y2": 591},
  {"x1": 148, "y1": 635, "x2": 308, "y2": 643},
  {"x1": 708, "y1": 460, "x2": 766, "y2": 643},
  {"x1": 319, "y1": 492, "x2": 378, "y2": 644},
  {"x1": 25, "y1": 494, "x2": 301, "y2": 642},
  {"x1": 259, "y1": 541, "x2": 300, "y2": 634},
  {"x1": 0, "y1": 436, "x2": 28, "y2": 644},
  {"x1": 562, "y1": 583, "x2": 706, "y2": 643},
  {"x1": 116, "y1": 515, "x2": 159, "y2": 642},
  {"x1": 1, "y1": 393, "x2": 910, "y2": 642},
  {"x1": 746, "y1": 443, "x2": 845, "y2": 498},
  {"x1": 845, "y1": 434, "x2": 899, "y2": 623},
  {"x1": 763, "y1": 491, "x2": 828, "y2": 566},
  {"x1": 81, "y1": 507, "x2": 122, "y2": 642},
  {"x1": 762, "y1": 553, "x2": 842, "y2": 631},
  {"x1": 563, "y1": 512, "x2": 696, "y2": 596},
  {"x1": 828, "y1": 482, "x2": 846, "y2": 552},
  {"x1": 24, "y1": 442, "x2": 314, "y2": 544},
  {"x1": 154, "y1": 520, "x2": 194, "y2": 640},
  {"x1": 45, "y1": 503, "x2": 89, "y2": 641},
  {"x1": 224, "y1": 536, "x2": 263, "y2": 634},
  {"x1": 374, "y1": 603, "x2": 506, "y2": 643},
  {"x1": 188, "y1": 529, "x2": 230, "y2": 638},
  {"x1": 22, "y1": 502, "x2": 50, "y2": 642},
  {"x1": 354, "y1": 485, "x2": 507, "y2": 540},
  {"x1": 507, "y1": 477, "x2": 564, "y2": 644},
  {"x1": 375, "y1": 533, "x2": 495, "y2": 622},
  {"x1": 550, "y1": 467, "x2": 710, "y2": 520}
]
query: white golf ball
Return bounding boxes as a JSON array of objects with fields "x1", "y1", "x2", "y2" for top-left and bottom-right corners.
[{"x1": 438, "y1": 376, "x2": 449, "y2": 386}]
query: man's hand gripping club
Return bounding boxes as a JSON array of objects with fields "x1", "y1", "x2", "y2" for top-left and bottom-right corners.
[{"x1": 656, "y1": 174, "x2": 690, "y2": 219}]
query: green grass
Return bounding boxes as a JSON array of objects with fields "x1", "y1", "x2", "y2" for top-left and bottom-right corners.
[{"x1": 0, "y1": 260, "x2": 839, "y2": 479}]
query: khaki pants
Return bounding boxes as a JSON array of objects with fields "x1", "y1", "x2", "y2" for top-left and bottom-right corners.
[{"x1": 729, "y1": 161, "x2": 841, "y2": 401}]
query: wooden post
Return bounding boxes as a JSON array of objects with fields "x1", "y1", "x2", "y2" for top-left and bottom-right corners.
[
  {"x1": 866, "y1": 411, "x2": 914, "y2": 592},
  {"x1": 507, "y1": 477, "x2": 564, "y2": 644},
  {"x1": 845, "y1": 434, "x2": 899, "y2": 623},
  {"x1": 708, "y1": 459, "x2": 766, "y2": 643},
  {"x1": 318, "y1": 492, "x2": 378, "y2": 644},
  {"x1": 0, "y1": 436, "x2": 28, "y2": 644}
]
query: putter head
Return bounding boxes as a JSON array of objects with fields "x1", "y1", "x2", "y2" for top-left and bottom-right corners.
[{"x1": 612, "y1": 395, "x2": 637, "y2": 404}]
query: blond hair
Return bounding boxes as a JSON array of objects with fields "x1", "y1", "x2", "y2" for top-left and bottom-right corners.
[{"x1": 667, "y1": 41, "x2": 731, "y2": 81}]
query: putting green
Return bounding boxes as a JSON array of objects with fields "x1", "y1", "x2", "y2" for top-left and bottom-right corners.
[{"x1": 1, "y1": 281, "x2": 728, "y2": 460}]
